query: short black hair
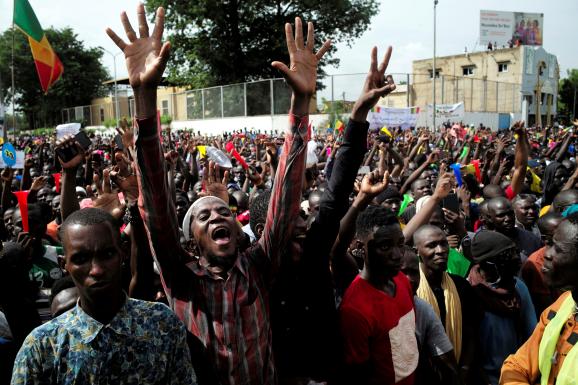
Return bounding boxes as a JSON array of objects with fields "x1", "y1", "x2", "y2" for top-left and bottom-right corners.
[
  {"x1": 59, "y1": 208, "x2": 119, "y2": 248},
  {"x1": 28, "y1": 202, "x2": 52, "y2": 225},
  {"x1": 355, "y1": 205, "x2": 399, "y2": 239},
  {"x1": 537, "y1": 212, "x2": 564, "y2": 233},
  {"x1": 249, "y1": 190, "x2": 271, "y2": 236},
  {"x1": 49, "y1": 275, "x2": 75, "y2": 305},
  {"x1": 411, "y1": 178, "x2": 429, "y2": 192}
]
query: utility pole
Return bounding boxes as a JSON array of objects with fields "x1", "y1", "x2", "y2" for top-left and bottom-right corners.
[
  {"x1": 572, "y1": 84, "x2": 576, "y2": 120},
  {"x1": 99, "y1": 47, "x2": 122, "y2": 125},
  {"x1": 433, "y1": 0, "x2": 438, "y2": 131}
]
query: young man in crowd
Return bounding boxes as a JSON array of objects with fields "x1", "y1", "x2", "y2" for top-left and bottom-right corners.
[
  {"x1": 11, "y1": 208, "x2": 196, "y2": 384},
  {"x1": 413, "y1": 224, "x2": 481, "y2": 382},
  {"x1": 520, "y1": 212, "x2": 565, "y2": 316},
  {"x1": 339, "y1": 204, "x2": 418, "y2": 385},
  {"x1": 485, "y1": 197, "x2": 541, "y2": 264},
  {"x1": 500, "y1": 212, "x2": 578, "y2": 385},
  {"x1": 106, "y1": 4, "x2": 331, "y2": 384},
  {"x1": 400, "y1": 247, "x2": 461, "y2": 385},
  {"x1": 468, "y1": 230, "x2": 536, "y2": 385}
]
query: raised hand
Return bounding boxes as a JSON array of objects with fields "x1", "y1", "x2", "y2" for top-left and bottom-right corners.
[
  {"x1": 433, "y1": 172, "x2": 453, "y2": 200},
  {"x1": 110, "y1": 167, "x2": 139, "y2": 203},
  {"x1": 426, "y1": 148, "x2": 440, "y2": 164},
  {"x1": 106, "y1": 4, "x2": 170, "y2": 90},
  {"x1": 246, "y1": 166, "x2": 263, "y2": 187},
  {"x1": 107, "y1": 4, "x2": 169, "y2": 118},
  {"x1": 56, "y1": 136, "x2": 85, "y2": 170},
  {"x1": 202, "y1": 161, "x2": 229, "y2": 203},
  {"x1": 356, "y1": 169, "x2": 390, "y2": 206},
  {"x1": 271, "y1": 17, "x2": 331, "y2": 109},
  {"x1": 30, "y1": 176, "x2": 48, "y2": 192},
  {"x1": 117, "y1": 118, "x2": 136, "y2": 160},
  {"x1": 511, "y1": 120, "x2": 526, "y2": 135},
  {"x1": 360, "y1": 169, "x2": 390, "y2": 196},
  {"x1": 351, "y1": 46, "x2": 396, "y2": 122}
]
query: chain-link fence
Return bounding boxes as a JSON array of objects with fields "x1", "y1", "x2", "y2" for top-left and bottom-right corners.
[{"x1": 62, "y1": 73, "x2": 522, "y2": 126}]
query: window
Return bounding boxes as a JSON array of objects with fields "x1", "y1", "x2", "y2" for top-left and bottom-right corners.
[
  {"x1": 428, "y1": 69, "x2": 441, "y2": 79},
  {"x1": 161, "y1": 100, "x2": 169, "y2": 116},
  {"x1": 462, "y1": 66, "x2": 475, "y2": 76},
  {"x1": 100, "y1": 108, "x2": 105, "y2": 123},
  {"x1": 498, "y1": 62, "x2": 509, "y2": 73}
]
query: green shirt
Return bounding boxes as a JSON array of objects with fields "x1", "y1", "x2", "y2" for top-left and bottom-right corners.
[{"x1": 447, "y1": 248, "x2": 471, "y2": 278}]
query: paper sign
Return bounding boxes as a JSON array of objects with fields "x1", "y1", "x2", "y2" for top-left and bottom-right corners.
[
  {"x1": 428, "y1": 102, "x2": 465, "y2": 120},
  {"x1": 369, "y1": 107, "x2": 420, "y2": 130},
  {"x1": 2, "y1": 143, "x2": 17, "y2": 167},
  {"x1": 55, "y1": 123, "x2": 81, "y2": 139},
  {"x1": 0, "y1": 150, "x2": 25, "y2": 168}
]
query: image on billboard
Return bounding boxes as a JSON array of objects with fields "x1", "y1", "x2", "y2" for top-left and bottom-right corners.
[{"x1": 480, "y1": 10, "x2": 543, "y2": 47}]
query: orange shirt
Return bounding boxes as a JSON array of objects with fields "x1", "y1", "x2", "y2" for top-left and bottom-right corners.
[
  {"x1": 500, "y1": 291, "x2": 577, "y2": 385},
  {"x1": 46, "y1": 220, "x2": 60, "y2": 244}
]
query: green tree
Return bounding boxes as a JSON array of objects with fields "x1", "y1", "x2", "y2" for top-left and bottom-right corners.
[
  {"x1": 0, "y1": 27, "x2": 109, "y2": 129},
  {"x1": 558, "y1": 69, "x2": 578, "y2": 121},
  {"x1": 145, "y1": 0, "x2": 378, "y2": 87}
]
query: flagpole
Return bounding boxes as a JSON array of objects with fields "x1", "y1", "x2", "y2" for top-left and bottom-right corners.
[{"x1": 11, "y1": 20, "x2": 17, "y2": 142}]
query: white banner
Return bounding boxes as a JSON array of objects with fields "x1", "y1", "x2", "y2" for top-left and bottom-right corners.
[
  {"x1": 368, "y1": 106, "x2": 420, "y2": 130},
  {"x1": 55, "y1": 123, "x2": 81, "y2": 139},
  {"x1": 428, "y1": 102, "x2": 465, "y2": 120}
]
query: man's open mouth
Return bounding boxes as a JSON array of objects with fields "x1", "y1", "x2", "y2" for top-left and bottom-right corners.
[{"x1": 211, "y1": 226, "x2": 231, "y2": 245}]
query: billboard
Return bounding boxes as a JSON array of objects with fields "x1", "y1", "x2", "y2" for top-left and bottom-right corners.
[{"x1": 480, "y1": 10, "x2": 543, "y2": 47}]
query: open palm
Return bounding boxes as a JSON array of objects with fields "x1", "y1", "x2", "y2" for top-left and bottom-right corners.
[
  {"x1": 272, "y1": 17, "x2": 331, "y2": 97},
  {"x1": 106, "y1": 4, "x2": 170, "y2": 90}
]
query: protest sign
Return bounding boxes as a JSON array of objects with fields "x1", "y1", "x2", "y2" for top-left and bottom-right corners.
[
  {"x1": 427, "y1": 102, "x2": 465, "y2": 120},
  {"x1": 369, "y1": 106, "x2": 420, "y2": 130},
  {"x1": 55, "y1": 123, "x2": 81, "y2": 139},
  {"x1": 0, "y1": 149, "x2": 25, "y2": 168}
]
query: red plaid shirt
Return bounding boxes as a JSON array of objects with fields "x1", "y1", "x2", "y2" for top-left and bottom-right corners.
[{"x1": 135, "y1": 115, "x2": 309, "y2": 385}]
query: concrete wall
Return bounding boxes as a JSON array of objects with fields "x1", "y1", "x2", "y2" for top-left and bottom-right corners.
[
  {"x1": 415, "y1": 111, "x2": 524, "y2": 131},
  {"x1": 171, "y1": 114, "x2": 332, "y2": 136}
]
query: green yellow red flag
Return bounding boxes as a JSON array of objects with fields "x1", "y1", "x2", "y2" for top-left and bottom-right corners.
[
  {"x1": 13, "y1": 0, "x2": 63, "y2": 93},
  {"x1": 334, "y1": 119, "x2": 344, "y2": 135}
]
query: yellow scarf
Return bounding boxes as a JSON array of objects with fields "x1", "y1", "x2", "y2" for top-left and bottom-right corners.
[
  {"x1": 538, "y1": 293, "x2": 578, "y2": 385},
  {"x1": 417, "y1": 264, "x2": 463, "y2": 361}
]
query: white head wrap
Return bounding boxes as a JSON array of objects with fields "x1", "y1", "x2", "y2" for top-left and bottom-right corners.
[{"x1": 182, "y1": 196, "x2": 228, "y2": 241}]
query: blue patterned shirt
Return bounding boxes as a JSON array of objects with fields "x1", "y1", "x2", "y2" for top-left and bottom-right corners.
[{"x1": 11, "y1": 297, "x2": 196, "y2": 385}]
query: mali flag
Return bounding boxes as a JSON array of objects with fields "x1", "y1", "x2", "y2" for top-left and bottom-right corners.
[
  {"x1": 334, "y1": 119, "x2": 344, "y2": 135},
  {"x1": 14, "y1": 0, "x2": 63, "y2": 93}
]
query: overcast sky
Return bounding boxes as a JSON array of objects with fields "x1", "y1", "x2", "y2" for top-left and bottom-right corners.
[{"x1": 1, "y1": 0, "x2": 576, "y2": 83}]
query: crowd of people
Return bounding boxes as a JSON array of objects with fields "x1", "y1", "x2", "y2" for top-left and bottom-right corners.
[{"x1": 1, "y1": 4, "x2": 578, "y2": 385}]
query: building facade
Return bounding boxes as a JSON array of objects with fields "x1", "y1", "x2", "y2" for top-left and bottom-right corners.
[{"x1": 409, "y1": 45, "x2": 559, "y2": 126}]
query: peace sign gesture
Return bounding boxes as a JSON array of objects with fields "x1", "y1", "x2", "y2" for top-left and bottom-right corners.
[
  {"x1": 351, "y1": 46, "x2": 396, "y2": 122},
  {"x1": 106, "y1": 3, "x2": 170, "y2": 91},
  {"x1": 271, "y1": 17, "x2": 331, "y2": 99}
]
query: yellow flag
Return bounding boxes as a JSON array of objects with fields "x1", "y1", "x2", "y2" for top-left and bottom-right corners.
[
  {"x1": 527, "y1": 167, "x2": 542, "y2": 193},
  {"x1": 197, "y1": 145, "x2": 206, "y2": 157},
  {"x1": 380, "y1": 126, "x2": 393, "y2": 137}
]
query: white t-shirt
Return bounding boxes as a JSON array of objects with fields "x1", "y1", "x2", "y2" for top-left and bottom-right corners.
[{"x1": 414, "y1": 296, "x2": 453, "y2": 357}]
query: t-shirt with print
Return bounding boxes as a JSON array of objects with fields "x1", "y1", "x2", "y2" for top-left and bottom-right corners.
[
  {"x1": 340, "y1": 272, "x2": 418, "y2": 385},
  {"x1": 28, "y1": 245, "x2": 64, "y2": 290}
]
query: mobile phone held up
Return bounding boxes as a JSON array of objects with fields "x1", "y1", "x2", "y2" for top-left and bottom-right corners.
[
  {"x1": 441, "y1": 193, "x2": 460, "y2": 214},
  {"x1": 56, "y1": 131, "x2": 92, "y2": 164}
]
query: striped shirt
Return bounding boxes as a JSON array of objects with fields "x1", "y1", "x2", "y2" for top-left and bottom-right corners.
[{"x1": 135, "y1": 114, "x2": 308, "y2": 385}]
